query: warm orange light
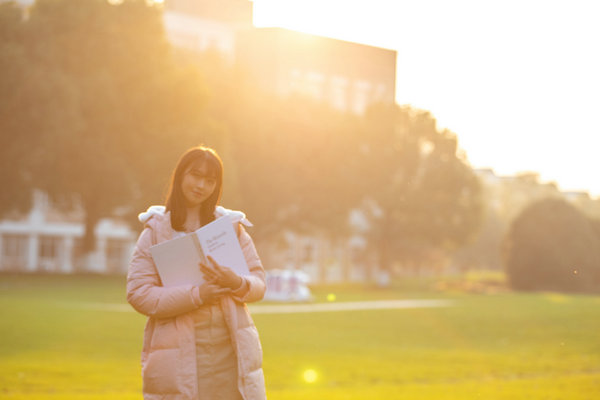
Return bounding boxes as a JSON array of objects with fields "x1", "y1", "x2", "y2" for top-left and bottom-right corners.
[{"x1": 253, "y1": 0, "x2": 600, "y2": 197}]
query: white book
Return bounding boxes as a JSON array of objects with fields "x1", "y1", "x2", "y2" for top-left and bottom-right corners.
[{"x1": 149, "y1": 215, "x2": 250, "y2": 287}]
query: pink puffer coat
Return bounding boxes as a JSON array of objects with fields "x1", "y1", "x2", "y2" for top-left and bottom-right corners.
[{"x1": 127, "y1": 210, "x2": 267, "y2": 400}]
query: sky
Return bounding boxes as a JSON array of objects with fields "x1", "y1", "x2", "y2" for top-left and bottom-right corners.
[{"x1": 252, "y1": 0, "x2": 600, "y2": 197}]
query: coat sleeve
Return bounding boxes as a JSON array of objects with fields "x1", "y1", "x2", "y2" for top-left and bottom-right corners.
[
  {"x1": 230, "y1": 225, "x2": 266, "y2": 304},
  {"x1": 126, "y1": 227, "x2": 202, "y2": 319}
]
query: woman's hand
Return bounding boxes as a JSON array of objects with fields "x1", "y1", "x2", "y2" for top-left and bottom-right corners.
[
  {"x1": 197, "y1": 281, "x2": 231, "y2": 305},
  {"x1": 199, "y1": 255, "x2": 243, "y2": 290}
]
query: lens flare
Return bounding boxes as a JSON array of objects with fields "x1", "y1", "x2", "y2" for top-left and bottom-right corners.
[{"x1": 303, "y1": 369, "x2": 318, "y2": 383}]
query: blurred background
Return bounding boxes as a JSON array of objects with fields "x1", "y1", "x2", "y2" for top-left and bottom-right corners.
[{"x1": 1, "y1": 0, "x2": 599, "y2": 399}]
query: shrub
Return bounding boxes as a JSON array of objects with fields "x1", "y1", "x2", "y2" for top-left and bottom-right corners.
[{"x1": 503, "y1": 198, "x2": 600, "y2": 292}]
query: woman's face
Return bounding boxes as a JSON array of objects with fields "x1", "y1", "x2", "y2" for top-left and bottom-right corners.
[{"x1": 181, "y1": 161, "x2": 217, "y2": 208}]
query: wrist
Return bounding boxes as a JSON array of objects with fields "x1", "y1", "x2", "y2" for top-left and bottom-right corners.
[
  {"x1": 192, "y1": 286, "x2": 203, "y2": 307},
  {"x1": 232, "y1": 276, "x2": 244, "y2": 290}
]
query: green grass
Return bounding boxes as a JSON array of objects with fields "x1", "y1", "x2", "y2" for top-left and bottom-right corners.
[{"x1": 1, "y1": 274, "x2": 599, "y2": 399}]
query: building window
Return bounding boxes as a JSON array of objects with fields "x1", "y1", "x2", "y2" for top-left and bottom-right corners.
[
  {"x1": 306, "y1": 71, "x2": 325, "y2": 100},
  {"x1": 352, "y1": 80, "x2": 372, "y2": 114},
  {"x1": 288, "y1": 69, "x2": 326, "y2": 100},
  {"x1": 1, "y1": 234, "x2": 28, "y2": 271},
  {"x1": 373, "y1": 83, "x2": 388, "y2": 101},
  {"x1": 288, "y1": 69, "x2": 304, "y2": 94},
  {"x1": 330, "y1": 76, "x2": 349, "y2": 111},
  {"x1": 71, "y1": 238, "x2": 87, "y2": 271},
  {"x1": 169, "y1": 31, "x2": 199, "y2": 51},
  {"x1": 39, "y1": 236, "x2": 61, "y2": 272}
]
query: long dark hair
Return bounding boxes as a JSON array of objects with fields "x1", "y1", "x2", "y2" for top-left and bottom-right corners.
[{"x1": 165, "y1": 146, "x2": 223, "y2": 231}]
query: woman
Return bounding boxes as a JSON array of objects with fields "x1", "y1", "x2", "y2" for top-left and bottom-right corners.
[{"x1": 127, "y1": 146, "x2": 267, "y2": 400}]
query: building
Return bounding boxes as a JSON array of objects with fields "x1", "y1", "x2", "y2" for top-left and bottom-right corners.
[
  {"x1": 236, "y1": 27, "x2": 396, "y2": 114},
  {"x1": 163, "y1": 0, "x2": 397, "y2": 114},
  {"x1": 163, "y1": 0, "x2": 253, "y2": 62},
  {"x1": 0, "y1": 192, "x2": 135, "y2": 274}
]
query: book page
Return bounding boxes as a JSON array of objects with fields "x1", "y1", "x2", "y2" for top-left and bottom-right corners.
[
  {"x1": 149, "y1": 234, "x2": 206, "y2": 287},
  {"x1": 194, "y1": 216, "x2": 250, "y2": 277}
]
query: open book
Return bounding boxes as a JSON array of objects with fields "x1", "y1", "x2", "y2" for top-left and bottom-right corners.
[{"x1": 149, "y1": 215, "x2": 250, "y2": 287}]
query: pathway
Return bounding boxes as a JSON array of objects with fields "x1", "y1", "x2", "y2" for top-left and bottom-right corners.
[{"x1": 66, "y1": 299, "x2": 453, "y2": 314}]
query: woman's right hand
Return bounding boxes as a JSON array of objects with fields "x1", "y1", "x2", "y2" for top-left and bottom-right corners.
[{"x1": 197, "y1": 281, "x2": 230, "y2": 305}]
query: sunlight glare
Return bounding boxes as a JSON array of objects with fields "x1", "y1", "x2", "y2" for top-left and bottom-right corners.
[
  {"x1": 253, "y1": 0, "x2": 381, "y2": 46},
  {"x1": 252, "y1": 0, "x2": 600, "y2": 197},
  {"x1": 303, "y1": 369, "x2": 318, "y2": 383}
]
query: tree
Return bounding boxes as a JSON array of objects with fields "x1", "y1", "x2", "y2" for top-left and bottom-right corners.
[
  {"x1": 191, "y1": 58, "x2": 364, "y2": 244},
  {"x1": 232, "y1": 95, "x2": 362, "y2": 238},
  {"x1": 0, "y1": 1, "x2": 39, "y2": 215},
  {"x1": 1, "y1": 0, "x2": 215, "y2": 259},
  {"x1": 358, "y1": 104, "x2": 483, "y2": 274},
  {"x1": 503, "y1": 198, "x2": 600, "y2": 293},
  {"x1": 452, "y1": 171, "x2": 562, "y2": 272}
]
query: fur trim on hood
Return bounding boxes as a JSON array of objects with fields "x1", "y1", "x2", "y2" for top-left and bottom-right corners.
[{"x1": 137, "y1": 205, "x2": 253, "y2": 227}]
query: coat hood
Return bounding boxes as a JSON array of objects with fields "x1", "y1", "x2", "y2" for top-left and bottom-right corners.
[{"x1": 137, "y1": 205, "x2": 253, "y2": 227}]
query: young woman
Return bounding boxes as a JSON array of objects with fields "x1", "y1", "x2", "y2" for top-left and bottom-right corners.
[{"x1": 127, "y1": 146, "x2": 267, "y2": 400}]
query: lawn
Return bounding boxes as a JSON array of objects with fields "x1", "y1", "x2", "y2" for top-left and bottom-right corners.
[{"x1": 0, "y1": 274, "x2": 599, "y2": 399}]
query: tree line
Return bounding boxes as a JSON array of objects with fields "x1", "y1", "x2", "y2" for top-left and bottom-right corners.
[{"x1": 1, "y1": 0, "x2": 484, "y2": 275}]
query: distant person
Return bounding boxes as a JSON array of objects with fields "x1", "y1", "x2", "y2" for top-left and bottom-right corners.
[{"x1": 127, "y1": 145, "x2": 267, "y2": 400}]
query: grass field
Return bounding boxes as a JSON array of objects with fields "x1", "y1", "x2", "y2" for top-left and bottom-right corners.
[{"x1": 0, "y1": 274, "x2": 599, "y2": 399}]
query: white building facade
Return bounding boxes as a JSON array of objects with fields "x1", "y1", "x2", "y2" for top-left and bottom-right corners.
[{"x1": 0, "y1": 192, "x2": 136, "y2": 274}]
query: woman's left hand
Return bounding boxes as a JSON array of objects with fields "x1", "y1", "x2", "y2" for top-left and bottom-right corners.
[{"x1": 199, "y1": 255, "x2": 243, "y2": 290}]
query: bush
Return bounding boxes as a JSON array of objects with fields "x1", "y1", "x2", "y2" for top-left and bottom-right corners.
[{"x1": 503, "y1": 198, "x2": 600, "y2": 293}]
